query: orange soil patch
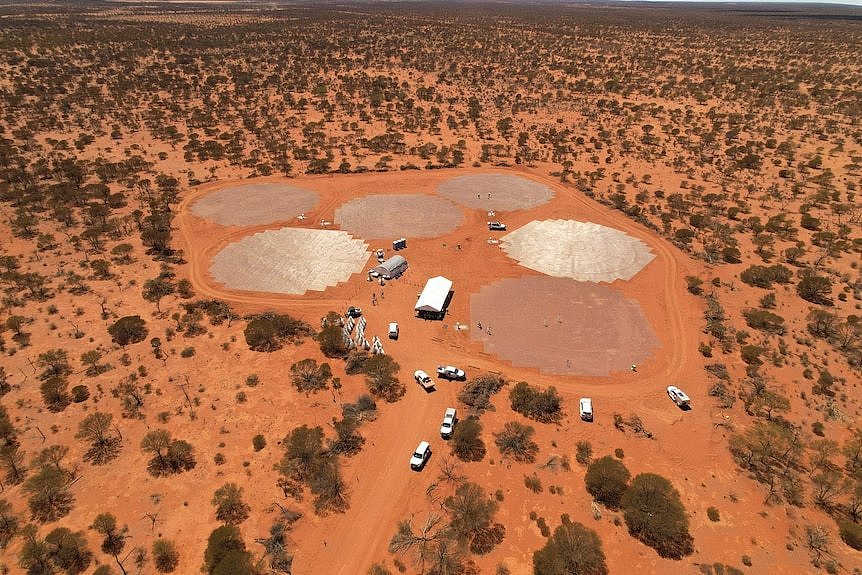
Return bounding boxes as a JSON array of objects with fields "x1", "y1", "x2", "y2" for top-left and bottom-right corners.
[{"x1": 470, "y1": 276, "x2": 658, "y2": 376}]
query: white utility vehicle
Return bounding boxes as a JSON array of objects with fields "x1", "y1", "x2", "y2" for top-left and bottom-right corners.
[
  {"x1": 579, "y1": 398, "x2": 593, "y2": 421},
  {"x1": 440, "y1": 408, "x2": 457, "y2": 439},
  {"x1": 388, "y1": 322, "x2": 399, "y2": 339},
  {"x1": 414, "y1": 370, "x2": 434, "y2": 390},
  {"x1": 436, "y1": 365, "x2": 466, "y2": 380},
  {"x1": 667, "y1": 386, "x2": 691, "y2": 408},
  {"x1": 410, "y1": 441, "x2": 431, "y2": 470}
]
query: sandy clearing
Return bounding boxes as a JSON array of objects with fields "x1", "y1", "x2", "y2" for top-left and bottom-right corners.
[
  {"x1": 189, "y1": 182, "x2": 320, "y2": 226},
  {"x1": 437, "y1": 173, "x2": 555, "y2": 211},
  {"x1": 334, "y1": 193, "x2": 464, "y2": 239},
  {"x1": 470, "y1": 276, "x2": 659, "y2": 375}
]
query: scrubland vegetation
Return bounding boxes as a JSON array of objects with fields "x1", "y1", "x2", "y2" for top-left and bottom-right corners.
[{"x1": 0, "y1": 1, "x2": 860, "y2": 573}]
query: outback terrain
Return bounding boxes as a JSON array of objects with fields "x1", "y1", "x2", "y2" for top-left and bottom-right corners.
[{"x1": 0, "y1": 2, "x2": 860, "y2": 575}]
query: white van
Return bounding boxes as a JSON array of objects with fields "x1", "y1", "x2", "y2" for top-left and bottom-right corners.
[{"x1": 388, "y1": 322, "x2": 399, "y2": 339}]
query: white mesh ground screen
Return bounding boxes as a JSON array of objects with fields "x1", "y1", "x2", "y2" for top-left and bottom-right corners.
[
  {"x1": 500, "y1": 220, "x2": 655, "y2": 282},
  {"x1": 334, "y1": 194, "x2": 463, "y2": 239},
  {"x1": 437, "y1": 174, "x2": 554, "y2": 211},
  {"x1": 190, "y1": 183, "x2": 320, "y2": 226},
  {"x1": 209, "y1": 228, "x2": 369, "y2": 295}
]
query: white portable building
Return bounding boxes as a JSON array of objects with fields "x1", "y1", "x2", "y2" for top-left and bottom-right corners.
[
  {"x1": 415, "y1": 276, "x2": 453, "y2": 319},
  {"x1": 371, "y1": 255, "x2": 408, "y2": 279}
]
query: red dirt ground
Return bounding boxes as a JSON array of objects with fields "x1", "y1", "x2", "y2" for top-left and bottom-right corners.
[{"x1": 470, "y1": 276, "x2": 659, "y2": 376}]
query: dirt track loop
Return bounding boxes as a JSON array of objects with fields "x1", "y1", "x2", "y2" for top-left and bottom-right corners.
[{"x1": 176, "y1": 168, "x2": 701, "y2": 575}]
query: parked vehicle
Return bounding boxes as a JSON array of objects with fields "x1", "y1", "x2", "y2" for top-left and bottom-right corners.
[
  {"x1": 346, "y1": 306, "x2": 362, "y2": 318},
  {"x1": 667, "y1": 385, "x2": 691, "y2": 408},
  {"x1": 487, "y1": 221, "x2": 507, "y2": 231},
  {"x1": 414, "y1": 370, "x2": 434, "y2": 390},
  {"x1": 440, "y1": 408, "x2": 457, "y2": 439},
  {"x1": 436, "y1": 365, "x2": 466, "y2": 380},
  {"x1": 376, "y1": 248, "x2": 385, "y2": 262},
  {"x1": 388, "y1": 322, "x2": 399, "y2": 339},
  {"x1": 579, "y1": 397, "x2": 593, "y2": 421},
  {"x1": 410, "y1": 441, "x2": 431, "y2": 470}
]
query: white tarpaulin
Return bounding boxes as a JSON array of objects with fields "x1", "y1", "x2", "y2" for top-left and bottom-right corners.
[{"x1": 415, "y1": 276, "x2": 453, "y2": 314}]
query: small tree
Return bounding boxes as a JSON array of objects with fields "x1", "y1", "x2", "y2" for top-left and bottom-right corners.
[
  {"x1": 533, "y1": 518, "x2": 608, "y2": 575},
  {"x1": 204, "y1": 525, "x2": 255, "y2": 575},
  {"x1": 23, "y1": 465, "x2": 74, "y2": 522},
  {"x1": 363, "y1": 354, "x2": 404, "y2": 402},
  {"x1": 509, "y1": 381, "x2": 562, "y2": 423},
  {"x1": 585, "y1": 456, "x2": 631, "y2": 509},
  {"x1": 451, "y1": 417, "x2": 486, "y2": 462},
  {"x1": 45, "y1": 526, "x2": 92, "y2": 574},
  {"x1": 290, "y1": 359, "x2": 333, "y2": 394},
  {"x1": 76, "y1": 412, "x2": 121, "y2": 465},
  {"x1": 494, "y1": 422, "x2": 538, "y2": 463},
  {"x1": 0, "y1": 499, "x2": 19, "y2": 549},
  {"x1": 152, "y1": 538, "x2": 179, "y2": 573},
  {"x1": 458, "y1": 374, "x2": 507, "y2": 414},
  {"x1": 108, "y1": 316, "x2": 148, "y2": 346},
  {"x1": 93, "y1": 513, "x2": 128, "y2": 574},
  {"x1": 318, "y1": 324, "x2": 348, "y2": 358},
  {"x1": 797, "y1": 272, "x2": 832, "y2": 305},
  {"x1": 140, "y1": 430, "x2": 196, "y2": 477},
  {"x1": 443, "y1": 482, "x2": 503, "y2": 553},
  {"x1": 244, "y1": 318, "x2": 280, "y2": 351},
  {"x1": 142, "y1": 276, "x2": 175, "y2": 312},
  {"x1": 620, "y1": 473, "x2": 694, "y2": 559},
  {"x1": 212, "y1": 483, "x2": 251, "y2": 525}
]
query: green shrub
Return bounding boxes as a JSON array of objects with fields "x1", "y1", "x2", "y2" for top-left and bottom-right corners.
[
  {"x1": 620, "y1": 473, "x2": 694, "y2": 558},
  {"x1": 585, "y1": 456, "x2": 630, "y2": 509},
  {"x1": 707, "y1": 507, "x2": 720, "y2": 522},
  {"x1": 108, "y1": 315, "x2": 148, "y2": 346},
  {"x1": 743, "y1": 309, "x2": 785, "y2": 335},
  {"x1": 576, "y1": 441, "x2": 592, "y2": 466},
  {"x1": 524, "y1": 474, "x2": 543, "y2": 493},
  {"x1": 252, "y1": 435, "x2": 266, "y2": 452},
  {"x1": 533, "y1": 520, "x2": 607, "y2": 575},
  {"x1": 839, "y1": 520, "x2": 862, "y2": 550},
  {"x1": 458, "y1": 374, "x2": 507, "y2": 414},
  {"x1": 452, "y1": 417, "x2": 486, "y2": 462},
  {"x1": 509, "y1": 381, "x2": 562, "y2": 423}
]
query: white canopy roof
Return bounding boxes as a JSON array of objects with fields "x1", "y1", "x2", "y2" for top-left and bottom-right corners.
[
  {"x1": 372, "y1": 255, "x2": 407, "y2": 277},
  {"x1": 415, "y1": 276, "x2": 453, "y2": 313}
]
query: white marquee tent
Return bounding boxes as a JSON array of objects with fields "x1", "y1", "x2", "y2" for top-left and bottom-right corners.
[{"x1": 415, "y1": 276, "x2": 453, "y2": 319}]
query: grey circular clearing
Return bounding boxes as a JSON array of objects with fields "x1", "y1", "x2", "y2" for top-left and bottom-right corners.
[
  {"x1": 437, "y1": 174, "x2": 554, "y2": 211},
  {"x1": 334, "y1": 194, "x2": 463, "y2": 239},
  {"x1": 191, "y1": 183, "x2": 320, "y2": 226},
  {"x1": 501, "y1": 220, "x2": 655, "y2": 282},
  {"x1": 471, "y1": 276, "x2": 658, "y2": 376},
  {"x1": 210, "y1": 228, "x2": 369, "y2": 295}
]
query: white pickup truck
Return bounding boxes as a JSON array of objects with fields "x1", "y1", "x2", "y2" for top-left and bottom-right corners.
[
  {"x1": 440, "y1": 407, "x2": 457, "y2": 439},
  {"x1": 436, "y1": 365, "x2": 466, "y2": 381},
  {"x1": 414, "y1": 370, "x2": 434, "y2": 390}
]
